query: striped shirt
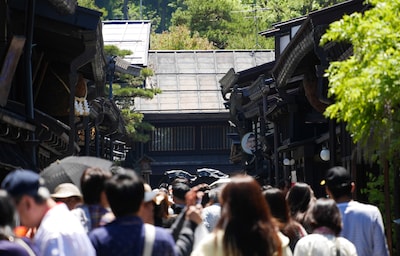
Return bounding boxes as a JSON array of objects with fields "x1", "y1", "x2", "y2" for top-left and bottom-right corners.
[{"x1": 337, "y1": 200, "x2": 389, "y2": 256}]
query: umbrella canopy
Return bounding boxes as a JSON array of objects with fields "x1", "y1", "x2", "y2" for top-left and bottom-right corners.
[
  {"x1": 40, "y1": 156, "x2": 114, "y2": 193},
  {"x1": 192, "y1": 168, "x2": 229, "y2": 186},
  {"x1": 196, "y1": 168, "x2": 229, "y2": 179}
]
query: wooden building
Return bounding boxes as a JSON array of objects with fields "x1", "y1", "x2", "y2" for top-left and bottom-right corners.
[
  {"x1": 220, "y1": 0, "x2": 368, "y2": 195},
  {"x1": 0, "y1": 0, "x2": 128, "y2": 178},
  {"x1": 133, "y1": 50, "x2": 274, "y2": 185}
]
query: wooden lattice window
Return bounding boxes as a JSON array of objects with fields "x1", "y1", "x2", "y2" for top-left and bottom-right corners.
[
  {"x1": 149, "y1": 126, "x2": 195, "y2": 151},
  {"x1": 201, "y1": 125, "x2": 234, "y2": 150}
]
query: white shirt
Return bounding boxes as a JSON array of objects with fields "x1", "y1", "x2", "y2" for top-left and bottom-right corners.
[
  {"x1": 34, "y1": 203, "x2": 95, "y2": 256},
  {"x1": 294, "y1": 233, "x2": 357, "y2": 256},
  {"x1": 191, "y1": 230, "x2": 292, "y2": 256},
  {"x1": 338, "y1": 201, "x2": 389, "y2": 256},
  {"x1": 201, "y1": 203, "x2": 221, "y2": 232}
]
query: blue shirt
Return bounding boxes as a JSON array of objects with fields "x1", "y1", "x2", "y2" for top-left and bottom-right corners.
[
  {"x1": 338, "y1": 200, "x2": 389, "y2": 256},
  {"x1": 0, "y1": 240, "x2": 32, "y2": 256},
  {"x1": 89, "y1": 215, "x2": 177, "y2": 256}
]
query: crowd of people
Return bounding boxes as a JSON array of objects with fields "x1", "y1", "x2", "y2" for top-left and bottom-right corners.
[{"x1": 0, "y1": 163, "x2": 390, "y2": 256}]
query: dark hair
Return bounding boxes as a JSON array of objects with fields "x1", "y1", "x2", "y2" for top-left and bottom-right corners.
[
  {"x1": 286, "y1": 182, "x2": 314, "y2": 224},
  {"x1": 0, "y1": 190, "x2": 14, "y2": 227},
  {"x1": 278, "y1": 179, "x2": 291, "y2": 191},
  {"x1": 216, "y1": 175, "x2": 282, "y2": 256},
  {"x1": 80, "y1": 167, "x2": 112, "y2": 204},
  {"x1": 328, "y1": 185, "x2": 352, "y2": 199},
  {"x1": 105, "y1": 170, "x2": 144, "y2": 217},
  {"x1": 171, "y1": 177, "x2": 190, "y2": 186},
  {"x1": 306, "y1": 198, "x2": 342, "y2": 236},
  {"x1": 172, "y1": 182, "x2": 190, "y2": 201},
  {"x1": 263, "y1": 188, "x2": 306, "y2": 251},
  {"x1": 263, "y1": 188, "x2": 289, "y2": 224}
]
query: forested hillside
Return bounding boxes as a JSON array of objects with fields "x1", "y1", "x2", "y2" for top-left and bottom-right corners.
[{"x1": 79, "y1": 0, "x2": 347, "y2": 49}]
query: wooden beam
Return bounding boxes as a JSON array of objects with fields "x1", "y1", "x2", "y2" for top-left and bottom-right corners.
[{"x1": 0, "y1": 36, "x2": 26, "y2": 106}]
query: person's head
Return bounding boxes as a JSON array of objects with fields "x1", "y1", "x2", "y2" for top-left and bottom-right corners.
[
  {"x1": 1, "y1": 169, "x2": 51, "y2": 228},
  {"x1": 51, "y1": 183, "x2": 83, "y2": 210},
  {"x1": 286, "y1": 182, "x2": 315, "y2": 217},
  {"x1": 154, "y1": 189, "x2": 171, "y2": 221},
  {"x1": 278, "y1": 178, "x2": 291, "y2": 196},
  {"x1": 207, "y1": 188, "x2": 220, "y2": 205},
  {"x1": 105, "y1": 169, "x2": 144, "y2": 218},
  {"x1": 216, "y1": 175, "x2": 281, "y2": 256},
  {"x1": 172, "y1": 182, "x2": 190, "y2": 204},
  {"x1": 322, "y1": 166, "x2": 353, "y2": 200},
  {"x1": 0, "y1": 189, "x2": 15, "y2": 227},
  {"x1": 138, "y1": 183, "x2": 157, "y2": 224},
  {"x1": 305, "y1": 198, "x2": 342, "y2": 236},
  {"x1": 263, "y1": 187, "x2": 290, "y2": 224},
  {"x1": 80, "y1": 167, "x2": 112, "y2": 205},
  {"x1": 246, "y1": 133, "x2": 256, "y2": 152},
  {"x1": 0, "y1": 190, "x2": 18, "y2": 239}
]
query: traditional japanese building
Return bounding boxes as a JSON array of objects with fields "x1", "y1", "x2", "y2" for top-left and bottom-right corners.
[
  {"x1": 220, "y1": 0, "x2": 368, "y2": 195},
  {"x1": 133, "y1": 50, "x2": 274, "y2": 185},
  {"x1": 0, "y1": 0, "x2": 128, "y2": 178}
]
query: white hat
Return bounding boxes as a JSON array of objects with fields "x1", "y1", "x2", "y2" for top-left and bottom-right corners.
[
  {"x1": 143, "y1": 184, "x2": 157, "y2": 202},
  {"x1": 51, "y1": 183, "x2": 82, "y2": 198}
]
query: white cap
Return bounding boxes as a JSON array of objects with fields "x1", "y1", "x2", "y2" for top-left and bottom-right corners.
[{"x1": 143, "y1": 184, "x2": 157, "y2": 202}]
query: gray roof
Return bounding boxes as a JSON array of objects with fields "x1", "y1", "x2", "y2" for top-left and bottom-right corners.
[
  {"x1": 134, "y1": 50, "x2": 275, "y2": 114},
  {"x1": 102, "y1": 20, "x2": 151, "y2": 66}
]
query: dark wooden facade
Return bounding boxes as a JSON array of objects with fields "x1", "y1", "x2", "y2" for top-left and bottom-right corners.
[
  {"x1": 0, "y1": 0, "x2": 127, "y2": 178},
  {"x1": 221, "y1": 0, "x2": 368, "y2": 196},
  {"x1": 131, "y1": 50, "x2": 274, "y2": 186}
]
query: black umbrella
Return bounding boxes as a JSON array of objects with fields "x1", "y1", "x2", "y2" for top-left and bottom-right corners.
[
  {"x1": 40, "y1": 156, "x2": 114, "y2": 193},
  {"x1": 192, "y1": 168, "x2": 229, "y2": 186}
]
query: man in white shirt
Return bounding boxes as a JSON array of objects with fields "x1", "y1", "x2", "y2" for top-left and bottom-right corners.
[
  {"x1": 1, "y1": 169, "x2": 95, "y2": 256},
  {"x1": 202, "y1": 188, "x2": 221, "y2": 232},
  {"x1": 322, "y1": 166, "x2": 389, "y2": 256}
]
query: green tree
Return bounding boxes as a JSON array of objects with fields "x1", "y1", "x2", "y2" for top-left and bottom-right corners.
[
  {"x1": 171, "y1": 0, "x2": 238, "y2": 49},
  {"x1": 150, "y1": 25, "x2": 215, "y2": 50},
  {"x1": 171, "y1": 0, "x2": 274, "y2": 49},
  {"x1": 78, "y1": 0, "x2": 108, "y2": 16},
  {"x1": 321, "y1": 0, "x2": 400, "y2": 160},
  {"x1": 320, "y1": 0, "x2": 400, "y2": 250},
  {"x1": 104, "y1": 45, "x2": 161, "y2": 142}
]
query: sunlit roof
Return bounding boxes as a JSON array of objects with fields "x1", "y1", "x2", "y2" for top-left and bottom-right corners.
[
  {"x1": 135, "y1": 50, "x2": 275, "y2": 114},
  {"x1": 102, "y1": 20, "x2": 151, "y2": 66}
]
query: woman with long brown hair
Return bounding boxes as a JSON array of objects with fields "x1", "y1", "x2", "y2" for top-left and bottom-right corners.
[
  {"x1": 263, "y1": 188, "x2": 307, "y2": 252},
  {"x1": 191, "y1": 175, "x2": 291, "y2": 256}
]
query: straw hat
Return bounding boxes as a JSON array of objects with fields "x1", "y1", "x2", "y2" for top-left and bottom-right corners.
[{"x1": 51, "y1": 183, "x2": 82, "y2": 198}]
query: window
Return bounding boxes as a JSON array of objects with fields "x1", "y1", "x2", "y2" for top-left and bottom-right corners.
[
  {"x1": 201, "y1": 125, "x2": 234, "y2": 150},
  {"x1": 149, "y1": 126, "x2": 194, "y2": 151}
]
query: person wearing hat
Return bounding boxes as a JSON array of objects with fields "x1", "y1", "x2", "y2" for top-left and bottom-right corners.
[
  {"x1": 322, "y1": 166, "x2": 389, "y2": 256},
  {"x1": 138, "y1": 183, "x2": 158, "y2": 225},
  {"x1": 1, "y1": 169, "x2": 95, "y2": 256},
  {"x1": 51, "y1": 183, "x2": 83, "y2": 210},
  {"x1": 0, "y1": 189, "x2": 39, "y2": 256}
]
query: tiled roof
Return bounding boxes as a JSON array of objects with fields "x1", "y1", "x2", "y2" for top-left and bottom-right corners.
[{"x1": 135, "y1": 50, "x2": 275, "y2": 114}]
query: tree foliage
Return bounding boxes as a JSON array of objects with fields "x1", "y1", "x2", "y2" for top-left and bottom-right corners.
[
  {"x1": 103, "y1": 45, "x2": 160, "y2": 143},
  {"x1": 151, "y1": 25, "x2": 215, "y2": 50},
  {"x1": 321, "y1": 1, "x2": 400, "y2": 236},
  {"x1": 79, "y1": 0, "x2": 349, "y2": 50},
  {"x1": 172, "y1": 0, "x2": 274, "y2": 49},
  {"x1": 321, "y1": 0, "x2": 400, "y2": 159}
]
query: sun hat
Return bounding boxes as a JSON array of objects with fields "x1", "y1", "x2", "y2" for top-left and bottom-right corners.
[{"x1": 51, "y1": 183, "x2": 82, "y2": 198}]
